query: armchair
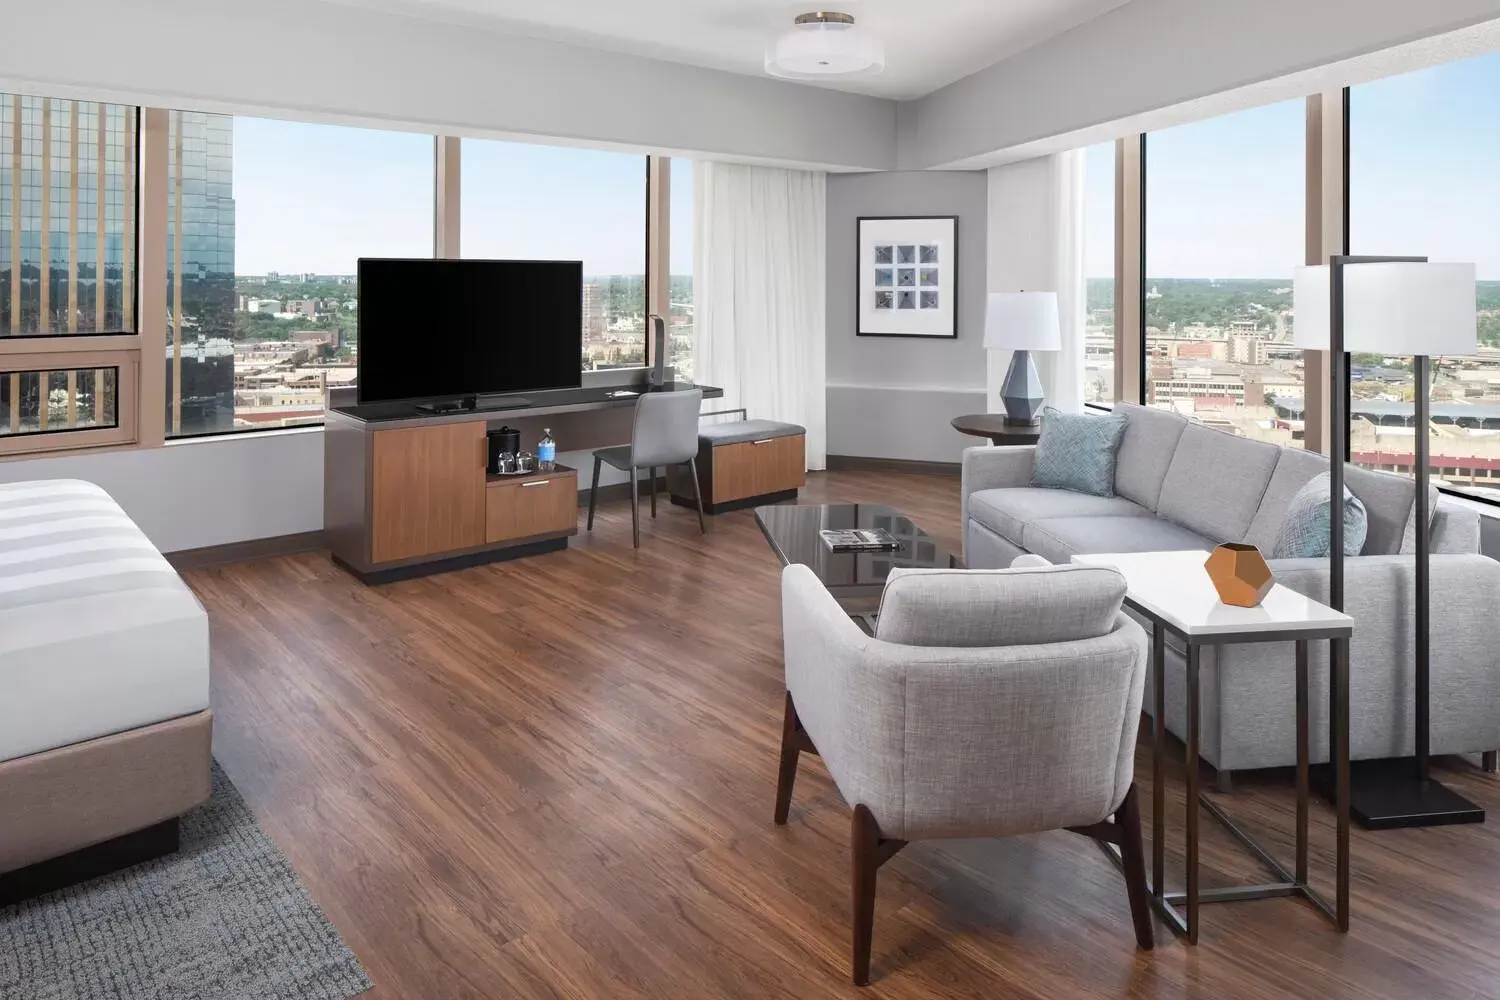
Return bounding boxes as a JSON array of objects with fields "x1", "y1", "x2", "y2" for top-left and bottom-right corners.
[{"x1": 775, "y1": 563, "x2": 1153, "y2": 985}]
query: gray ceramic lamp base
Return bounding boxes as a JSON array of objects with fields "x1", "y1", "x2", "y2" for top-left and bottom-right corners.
[{"x1": 1001, "y1": 349, "x2": 1045, "y2": 426}]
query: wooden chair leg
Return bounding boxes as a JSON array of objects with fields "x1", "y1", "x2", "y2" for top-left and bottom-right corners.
[
  {"x1": 688, "y1": 456, "x2": 707, "y2": 535},
  {"x1": 649, "y1": 467, "x2": 658, "y2": 518},
  {"x1": 774, "y1": 692, "x2": 802, "y2": 825},
  {"x1": 586, "y1": 456, "x2": 602, "y2": 531},
  {"x1": 630, "y1": 466, "x2": 640, "y2": 549},
  {"x1": 1116, "y1": 784, "x2": 1155, "y2": 950},
  {"x1": 851, "y1": 805, "x2": 881, "y2": 987}
]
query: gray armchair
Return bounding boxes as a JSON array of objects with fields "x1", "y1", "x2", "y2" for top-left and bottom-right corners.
[{"x1": 775, "y1": 563, "x2": 1153, "y2": 985}]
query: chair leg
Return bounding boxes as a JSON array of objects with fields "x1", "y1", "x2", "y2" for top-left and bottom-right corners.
[
  {"x1": 1116, "y1": 784, "x2": 1155, "y2": 950},
  {"x1": 630, "y1": 467, "x2": 640, "y2": 549},
  {"x1": 774, "y1": 692, "x2": 802, "y2": 825},
  {"x1": 649, "y1": 467, "x2": 657, "y2": 518},
  {"x1": 1485, "y1": 751, "x2": 1498, "y2": 773},
  {"x1": 1214, "y1": 768, "x2": 1233, "y2": 795},
  {"x1": 851, "y1": 805, "x2": 881, "y2": 987},
  {"x1": 586, "y1": 456, "x2": 601, "y2": 531},
  {"x1": 688, "y1": 456, "x2": 707, "y2": 535}
]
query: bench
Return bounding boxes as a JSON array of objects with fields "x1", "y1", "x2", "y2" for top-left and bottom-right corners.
[{"x1": 669, "y1": 414, "x2": 806, "y2": 514}]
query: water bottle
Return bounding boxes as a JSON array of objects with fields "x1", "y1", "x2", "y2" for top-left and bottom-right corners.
[{"x1": 538, "y1": 428, "x2": 556, "y2": 471}]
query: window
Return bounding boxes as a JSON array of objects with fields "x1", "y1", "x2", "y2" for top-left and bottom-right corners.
[
  {"x1": 461, "y1": 140, "x2": 647, "y2": 371},
  {"x1": 165, "y1": 113, "x2": 432, "y2": 438},
  {"x1": 1083, "y1": 142, "x2": 1115, "y2": 404},
  {"x1": 1, "y1": 95, "x2": 137, "y2": 337},
  {"x1": 1144, "y1": 100, "x2": 1306, "y2": 445},
  {"x1": 1349, "y1": 51, "x2": 1500, "y2": 491},
  {"x1": 669, "y1": 160, "x2": 695, "y2": 382},
  {"x1": 0, "y1": 366, "x2": 118, "y2": 436}
]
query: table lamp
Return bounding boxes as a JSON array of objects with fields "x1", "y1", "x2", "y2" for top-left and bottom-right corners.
[
  {"x1": 1293, "y1": 256, "x2": 1481, "y2": 829},
  {"x1": 984, "y1": 291, "x2": 1061, "y2": 426}
]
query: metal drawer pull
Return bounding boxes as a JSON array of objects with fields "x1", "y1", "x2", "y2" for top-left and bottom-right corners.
[
  {"x1": 522, "y1": 480, "x2": 551, "y2": 488},
  {"x1": 753, "y1": 439, "x2": 774, "y2": 445}
]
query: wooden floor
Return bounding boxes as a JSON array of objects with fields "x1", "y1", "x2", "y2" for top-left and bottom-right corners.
[{"x1": 188, "y1": 470, "x2": 1500, "y2": 999}]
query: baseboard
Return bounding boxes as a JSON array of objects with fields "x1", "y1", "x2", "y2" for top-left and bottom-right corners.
[
  {"x1": 166, "y1": 530, "x2": 326, "y2": 571},
  {"x1": 825, "y1": 455, "x2": 961, "y2": 477}
]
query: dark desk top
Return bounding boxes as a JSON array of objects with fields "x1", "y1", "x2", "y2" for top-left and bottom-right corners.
[{"x1": 331, "y1": 382, "x2": 723, "y2": 425}]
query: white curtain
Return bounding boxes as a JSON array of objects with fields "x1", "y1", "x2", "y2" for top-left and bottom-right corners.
[
  {"x1": 1038, "y1": 149, "x2": 1087, "y2": 414},
  {"x1": 694, "y1": 161, "x2": 828, "y2": 469}
]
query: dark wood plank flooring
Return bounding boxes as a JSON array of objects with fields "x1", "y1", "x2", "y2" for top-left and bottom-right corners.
[{"x1": 187, "y1": 470, "x2": 1500, "y2": 999}]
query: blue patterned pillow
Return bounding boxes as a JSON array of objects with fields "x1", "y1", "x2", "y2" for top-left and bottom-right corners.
[
  {"x1": 1029, "y1": 407, "x2": 1128, "y2": 498},
  {"x1": 1272, "y1": 472, "x2": 1368, "y2": 558}
]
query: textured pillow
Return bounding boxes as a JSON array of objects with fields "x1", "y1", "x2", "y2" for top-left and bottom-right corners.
[
  {"x1": 1272, "y1": 472, "x2": 1368, "y2": 558},
  {"x1": 1029, "y1": 407, "x2": 1128, "y2": 498}
]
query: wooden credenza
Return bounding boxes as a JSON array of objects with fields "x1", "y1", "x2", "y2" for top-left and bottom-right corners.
[{"x1": 326, "y1": 412, "x2": 578, "y2": 583}]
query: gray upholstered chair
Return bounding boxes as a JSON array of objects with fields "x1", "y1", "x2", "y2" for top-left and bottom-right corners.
[
  {"x1": 587, "y1": 387, "x2": 706, "y2": 548},
  {"x1": 775, "y1": 563, "x2": 1153, "y2": 985}
]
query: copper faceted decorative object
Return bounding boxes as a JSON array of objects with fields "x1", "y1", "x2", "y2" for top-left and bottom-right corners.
[{"x1": 1204, "y1": 543, "x2": 1274, "y2": 608}]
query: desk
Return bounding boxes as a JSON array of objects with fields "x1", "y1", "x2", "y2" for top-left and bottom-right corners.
[{"x1": 325, "y1": 381, "x2": 722, "y2": 582}]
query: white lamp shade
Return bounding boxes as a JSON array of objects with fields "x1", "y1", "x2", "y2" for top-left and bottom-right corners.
[
  {"x1": 984, "y1": 292, "x2": 1062, "y2": 351},
  {"x1": 1293, "y1": 262, "x2": 1477, "y2": 356},
  {"x1": 765, "y1": 22, "x2": 885, "y2": 77}
]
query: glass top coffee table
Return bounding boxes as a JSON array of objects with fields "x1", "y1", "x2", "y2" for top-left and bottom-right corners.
[{"x1": 754, "y1": 503, "x2": 954, "y2": 629}]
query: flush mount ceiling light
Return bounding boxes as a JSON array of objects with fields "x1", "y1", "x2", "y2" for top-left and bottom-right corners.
[{"x1": 765, "y1": 11, "x2": 885, "y2": 79}]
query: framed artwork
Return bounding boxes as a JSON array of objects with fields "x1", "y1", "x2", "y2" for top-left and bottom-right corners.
[{"x1": 857, "y1": 216, "x2": 958, "y2": 338}]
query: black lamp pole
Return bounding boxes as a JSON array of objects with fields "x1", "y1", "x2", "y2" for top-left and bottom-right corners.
[{"x1": 1326, "y1": 255, "x2": 1483, "y2": 829}]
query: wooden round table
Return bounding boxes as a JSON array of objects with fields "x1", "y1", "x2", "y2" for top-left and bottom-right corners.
[{"x1": 951, "y1": 413, "x2": 1043, "y2": 446}]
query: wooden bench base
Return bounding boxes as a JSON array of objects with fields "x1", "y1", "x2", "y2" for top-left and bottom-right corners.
[{"x1": 668, "y1": 432, "x2": 805, "y2": 515}]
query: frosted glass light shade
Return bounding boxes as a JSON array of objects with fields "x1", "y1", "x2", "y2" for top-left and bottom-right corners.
[
  {"x1": 765, "y1": 22, "x2": 885, "y2": 78},
  {"x1": 984, "y1": 292, "x2": 1062, "y2": 351},
  {"x1": 1293, "y1": 262, "x2": 1477, "y2": 356}
]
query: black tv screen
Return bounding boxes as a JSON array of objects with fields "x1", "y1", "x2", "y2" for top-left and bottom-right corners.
[{"x1": 356, "y1": 258, "x2": 583, "y2": 405}]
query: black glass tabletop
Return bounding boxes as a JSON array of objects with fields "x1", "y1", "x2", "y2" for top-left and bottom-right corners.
[{"x1": 754, "y1": 503, "x2": 953, "y2": 612}]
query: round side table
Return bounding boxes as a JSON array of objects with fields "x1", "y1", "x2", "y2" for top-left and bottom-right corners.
[{"x1": 951, "y1": 413, "x2": 1043, "y2": 446}]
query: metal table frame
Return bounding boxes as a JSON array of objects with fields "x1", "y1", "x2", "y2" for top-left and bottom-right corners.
[{"x1": 1136, "y1": 603, "x2": 1353, "y2": 943}]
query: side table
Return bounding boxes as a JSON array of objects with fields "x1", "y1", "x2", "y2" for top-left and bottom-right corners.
[
  {"x1": 1072, "y1": 550, "x2": 1355, "y2": 943},
  {"x1": 950, "y1": 413, "x2": 1042, "y2": 446}
]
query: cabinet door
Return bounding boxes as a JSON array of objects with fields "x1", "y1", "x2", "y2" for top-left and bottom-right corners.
[
  {"x1": 371, "y1": 422, "x2": 486, "y2": 563},
  {"x1": 712, "y1": 435, "x2": 806, "y2": 504},
  {"x1": 486, "y1": 471, "x2": 579, "y2": 543}
]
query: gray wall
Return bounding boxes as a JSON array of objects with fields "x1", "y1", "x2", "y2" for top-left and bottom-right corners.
[{"x1": 826, "y1": 171, "x2": 989, "y2": 463}]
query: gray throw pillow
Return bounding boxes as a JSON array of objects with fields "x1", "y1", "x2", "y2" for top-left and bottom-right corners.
[
  {"x1": 1029, "y1": 406, "x2": 1128, "y2": 498},
  {"x1": 1272, "y1": 471, "x2": 1368, "y2": 558}
]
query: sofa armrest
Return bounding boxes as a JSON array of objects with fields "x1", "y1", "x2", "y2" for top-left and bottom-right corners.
[
  {"x1": 1431, "y1": 499, "x2": 1481, "y2": 554},
  {"x1": 1268, "y1": 552, "x2": 1500, "y2": 640},
  {"x1": 960, "y1": 445, "x2": 1036, "y2": 534}
]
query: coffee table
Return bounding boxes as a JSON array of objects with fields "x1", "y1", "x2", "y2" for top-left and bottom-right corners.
[
  {"x1": 755, "y1": 503, "x2": 953, "y2": 630},
  {"x1": 1072, "y1": 550, "x2": 1354, "y2": 944}
]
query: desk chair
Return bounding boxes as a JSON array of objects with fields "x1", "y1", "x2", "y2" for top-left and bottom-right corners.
[{"x1": 587, "y1": 388, "x2": 706, "y2": 548}]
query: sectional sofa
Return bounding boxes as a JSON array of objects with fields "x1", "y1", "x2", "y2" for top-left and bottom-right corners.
[{"x1": 961, "y1": 402, "x2": 1500, "y2": 778}]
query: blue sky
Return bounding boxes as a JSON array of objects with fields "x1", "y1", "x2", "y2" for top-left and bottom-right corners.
[
  {"x1": 234, "y1": 49, "x2": 1498, "y2": 281},
  {"x1": 1083, "y1": 50, "x2": 1500, "y2": 281}
]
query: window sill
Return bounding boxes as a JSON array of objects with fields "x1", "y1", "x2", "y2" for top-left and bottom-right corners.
[{"x1": 165, "y1": 424, "x2": 324, "y2": 447}]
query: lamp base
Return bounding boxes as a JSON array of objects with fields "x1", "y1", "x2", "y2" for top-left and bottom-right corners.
[
  {"x1": 1000, "y1": 349, "x2": 1045, "y2": 426},
  {"x1": 1315, "y1": 758, "x2": 1485, "y2": 830}
]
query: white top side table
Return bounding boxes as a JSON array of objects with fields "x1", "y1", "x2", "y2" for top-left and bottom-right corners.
[{"x1": 1072, "y1": 550, "x2": 1355, "y2": 944}]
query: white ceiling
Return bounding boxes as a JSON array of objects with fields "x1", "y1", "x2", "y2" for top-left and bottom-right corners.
[{"x1": 321, "y1": 0, "x2": 1136, "y2": 100}]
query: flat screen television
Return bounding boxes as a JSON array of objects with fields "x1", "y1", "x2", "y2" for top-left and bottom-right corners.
[{"x1": 356, "y1": 258, "x2": 583, "y2": 405}]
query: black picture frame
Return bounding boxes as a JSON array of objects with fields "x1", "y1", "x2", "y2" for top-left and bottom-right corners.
[{"x1": 856, "y1": 215, "x2": 959, "y2": 339}]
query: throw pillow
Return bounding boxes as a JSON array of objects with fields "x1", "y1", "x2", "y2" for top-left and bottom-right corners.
[
  {"x1": 1029, "y1": 406, "x2": 1128, "y2": 498},
  {"x1": 1398, "y1": 483, "x2": 1441, "y2": 555},
  {"x1": 1272, "y1": 471, "x2": 1368, "y2": 559}
]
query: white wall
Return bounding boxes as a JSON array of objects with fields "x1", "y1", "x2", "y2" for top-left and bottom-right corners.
[
  {"x1": 825, "y1": 171, "x2": 989, "y2": 463},
  {"x1": 0, "y1": 0, "x2": 898, "y2": 172},
  {"x1": 902, "y1": 0, "x2": 1500, "y2": 168}
]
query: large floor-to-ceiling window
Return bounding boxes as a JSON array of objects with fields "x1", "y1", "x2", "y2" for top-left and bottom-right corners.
[
  {"x1": 1144, "y1": 99, "x2": 1306, "y2": 445},
  {"x1": 462, "y1": 140, "x2": 647, "y2": 371},
  {"x1": 1349, "y1": 51, "x2": 1500, "y2": 490},
  {"x1": 1083, "y1": 142, "x2": 1116, "y2": 404},
  {"x1": 165, "y1": 113, "x2": 432, "y2": 437}
]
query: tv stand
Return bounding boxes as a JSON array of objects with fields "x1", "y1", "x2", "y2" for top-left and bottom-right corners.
[{"x1": 476, "y1": 395, "x2": 531, "y2": 411}]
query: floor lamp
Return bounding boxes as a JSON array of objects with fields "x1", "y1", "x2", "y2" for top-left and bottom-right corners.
[{"x1": 1294, "y1": 257, "x2": 1484, "y2": 829}]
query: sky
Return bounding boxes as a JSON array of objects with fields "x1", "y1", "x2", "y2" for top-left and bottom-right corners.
[
  {"x1": 1083, "y1": 49, "x2": 1500, "y2": 281},
  {"x1": 232, "y1": 49, "x2": 1498, "y2": 281}
]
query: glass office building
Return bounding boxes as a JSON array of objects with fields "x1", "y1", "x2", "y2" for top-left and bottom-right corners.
[{"x1": 165, "y1": 110, "x2": 236, "y2": 436}]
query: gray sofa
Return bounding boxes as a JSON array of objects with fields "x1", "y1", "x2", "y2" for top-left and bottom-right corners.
[{"x1": 961, "y1": 402, "x2": 1500, "y2": 775}]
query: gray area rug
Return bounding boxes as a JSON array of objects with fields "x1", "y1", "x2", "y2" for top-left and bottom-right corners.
[{"x1": 0, "y1": 763, "x2": 371, "y2": 1000}]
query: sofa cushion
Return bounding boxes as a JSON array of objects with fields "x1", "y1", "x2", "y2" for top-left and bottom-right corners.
[
  {"x1": 968, "y1": 487, "x2": 1153, "y2": 547},
  {"x1": 1113, "y1": 403, "x2": 1190, "y2": 511},
  {"x1": 1344, "y1": 465, "x2": 1417, "y2": 555},
  {"x1": 1242, "y1": 447, "x2": 1330, "y2": 554},
  {"x1": 1021, "y1": 515, "x2": 1215, "y2": 566},
  {"x1": 875, "y1": 565, "x2": 1127, "y2": 648},
  {"x1": 1271, "y1": 472, "x2": 1368, "y2": 558},
  {"x1": 1156, "y1": 425, "x2": 1280, "y2": 543},
  {"x1": 1029, "y1": 407, "x2": 1128, "y2": 497}
]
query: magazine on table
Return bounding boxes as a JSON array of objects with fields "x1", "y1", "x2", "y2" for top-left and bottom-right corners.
[{"x1": 819, "y1": 528, "x2": 900, "y2": 553}]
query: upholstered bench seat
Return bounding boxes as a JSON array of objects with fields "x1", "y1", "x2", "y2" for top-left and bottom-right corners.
[{"x1": 669, "y1": 419, "x2": 806, "y2": 514}]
